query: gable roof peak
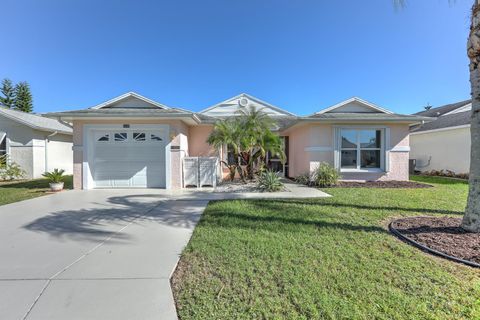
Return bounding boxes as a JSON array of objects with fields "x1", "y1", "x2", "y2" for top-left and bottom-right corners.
[
  {"x1": 314, "y1": 97, "x2": 393, "y2": 115},
  {"x1": 90, "y1": 92, "x2": 170, "y2": 110},
  {"x1": 200, "y1": 93, "x2": 296, "y2": 117}
]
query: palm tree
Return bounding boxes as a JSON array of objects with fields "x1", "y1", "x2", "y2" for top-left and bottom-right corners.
[
  {"x1": 207, "y1": 118, "x2": 246, "y2": 181},
  {"x1": 207, "y1": 106, "x2": 286, "y2": 181},
  {"x1": 462, "y1": 0, "x2": 480, "y2": 232}
]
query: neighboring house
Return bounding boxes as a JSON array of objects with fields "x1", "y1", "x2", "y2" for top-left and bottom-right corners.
[
  {"x1": 410, "y1": 100, "x2": 471, "y2": 174},
  {"x1": 0, "y1": 107, "x2": 73, "y2": 178},
  {"x1": 48, "y1": 92, "x2": 431, "y2": 190}
]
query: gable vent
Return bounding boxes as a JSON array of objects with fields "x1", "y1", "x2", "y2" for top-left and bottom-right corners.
[{"x1": 238, "y1": 98, "x2": 249, "y2": 107}]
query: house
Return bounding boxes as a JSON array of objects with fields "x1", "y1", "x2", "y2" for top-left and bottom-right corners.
[
  {"x1": 410, "y1": 100, "x2": 471, "y2": 174},
  {"x1": 47, "y1": 92, "x2": 431, "y2": 189},
  {"x1": 0, "y1": 107, "x2": 73, "y2": 179}
]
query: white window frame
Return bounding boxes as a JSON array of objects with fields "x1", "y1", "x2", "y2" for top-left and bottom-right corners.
[{"x1": 334, "y1": 126, "x2": 389, "y2": 173}]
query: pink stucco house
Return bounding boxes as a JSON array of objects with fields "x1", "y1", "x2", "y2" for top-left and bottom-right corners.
[{"x1": 49, "y1": 92, "x2": 431, "y2": 189}]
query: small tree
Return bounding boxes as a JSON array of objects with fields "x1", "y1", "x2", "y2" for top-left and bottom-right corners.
[
  {"x1": 14, "y1": 81, "x2": 33, "y2": 113},
  {"x1": 207, "y1": 106, "x2": 285, "y2": 182},
  {"x1": 0, "y1": 79, "x2": 15, "y2": 109}
]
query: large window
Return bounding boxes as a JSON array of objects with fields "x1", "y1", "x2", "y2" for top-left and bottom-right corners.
[{"x1": 340, "y1": 129, "x2": 382, "y2": 170}]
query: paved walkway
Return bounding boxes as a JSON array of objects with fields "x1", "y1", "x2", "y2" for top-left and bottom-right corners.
[{"x1": 0, "y1": 182, "x2": 329, "y2": 320}]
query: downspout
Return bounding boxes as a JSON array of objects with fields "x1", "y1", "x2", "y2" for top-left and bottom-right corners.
[{"x1": 45, "y1": 131, "x2": 58, "y2": 173}]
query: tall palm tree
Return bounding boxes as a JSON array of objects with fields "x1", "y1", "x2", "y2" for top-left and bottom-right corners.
[{"x1": 462, "y1": 0, "x2": 480, "y2": 232}]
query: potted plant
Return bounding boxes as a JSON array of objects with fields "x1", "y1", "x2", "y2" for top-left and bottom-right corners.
[{"x1": 42, "y1": 169, "x2": 65, "y2": 191}]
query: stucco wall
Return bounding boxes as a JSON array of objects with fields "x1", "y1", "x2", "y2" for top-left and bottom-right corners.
[
  {"x1": 45, "y1": 133, "x2": 74, "y2": 174},
  {"x1": 188, "y1": 125, "x2": 216, "y2": 156},
  {"x1": 410, "y1": 126, "x2": 470, "y2": 174},
  {"x1": 72, "y1": 119, "x2": 188, "y2": 189},
  {"x1": 0, "y1": 116, "x2": 73, "y2": 179},
  {"x1": 283, "y1": 123, "x2": 410, "y2": 181}
]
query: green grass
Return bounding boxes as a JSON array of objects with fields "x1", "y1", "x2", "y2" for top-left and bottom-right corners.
[
  {"x1": 0, "y1": 175, "x2": 72, "y2": 206},
  {"x1": 172, "y1": 176, "x2": 480, "y2": 320}
]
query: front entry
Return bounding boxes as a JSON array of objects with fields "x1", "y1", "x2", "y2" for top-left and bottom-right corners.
[{"x1": 266, "y1": 136, "x2": 289, "y2": 177}]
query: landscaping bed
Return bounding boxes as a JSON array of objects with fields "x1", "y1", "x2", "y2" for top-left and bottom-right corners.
[
  {"x1": 214, "y1": 181, "x2": 260, "y2": 193},
  {"x1": 390, "y1": 216, "x2": 480, "y2": 266},
  {"x1": 334, "y1": 180, "x2": 432, "y2": 188}
]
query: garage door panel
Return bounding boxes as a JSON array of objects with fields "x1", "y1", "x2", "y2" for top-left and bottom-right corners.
[{"x1": 89, "y1": 128, "x2": 168, "y2": 188}]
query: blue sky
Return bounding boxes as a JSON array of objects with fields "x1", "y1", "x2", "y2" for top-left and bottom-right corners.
[{"x1": 0, "y1": 0, "x2": 472, "y2": 115}]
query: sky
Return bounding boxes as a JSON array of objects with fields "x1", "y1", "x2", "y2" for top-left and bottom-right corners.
[{"x1": 0, "y1": 0, "x2": 473, "y2": 115}]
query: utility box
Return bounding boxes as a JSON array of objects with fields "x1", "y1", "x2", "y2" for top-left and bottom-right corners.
[
  {"x1": 199, "y1": 157, "x2": 218, "y2": 187},
  {"x1": 183, "y1": 157, "x2": 218, "y2": 188},
  {"x1": 183, "y1": 157, "x2": 199, "y2": 187}
]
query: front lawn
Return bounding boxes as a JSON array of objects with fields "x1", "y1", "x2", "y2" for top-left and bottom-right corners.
[
  {"x1": 172, "y1": 176, "x2": 480, "y2": 319},
  {"x1": 0, "y1": 175, "x2": 72, "y2": 206}
]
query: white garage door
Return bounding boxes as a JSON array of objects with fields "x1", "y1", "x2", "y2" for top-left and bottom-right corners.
[{"x1": 89, "y1": 128, "x2": 168, "y2": 188}]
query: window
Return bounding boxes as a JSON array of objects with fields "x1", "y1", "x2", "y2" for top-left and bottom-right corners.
[
  {"x1": 114, "y1": 132, "x2": 128, "y2": 142},
  {"x1": 97, "y1": 134, "x2": 110, "y2": 142},
  {"x1": 133, "y1": 132, "x2": 146, "y2": 141},
  {"x1": 340, "y1": 129, "x2": 382, "y2": 170},
  {"x1": 150, "y1": 134, "x2": 163, "y2": 141},
  {"x1": 0, "y1": 133, "x2": 7, "y2": 164}
]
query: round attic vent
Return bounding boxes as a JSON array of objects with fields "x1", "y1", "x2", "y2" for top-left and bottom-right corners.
[{"x1": 238, "y1": 97, "x2": 249, "y2": 107}]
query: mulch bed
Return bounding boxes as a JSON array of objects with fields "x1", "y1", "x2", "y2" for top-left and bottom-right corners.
[
  {"x1": 390, "y1": 216, "x2": 480, "y2": 266},
  {"x1": 334, "y1": 181, "x2": 432, "y2": 188}
]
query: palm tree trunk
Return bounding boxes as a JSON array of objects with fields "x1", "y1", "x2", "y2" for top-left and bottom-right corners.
[{"x1": 462, "y1": 0, "x2": 480, "y2": 232}]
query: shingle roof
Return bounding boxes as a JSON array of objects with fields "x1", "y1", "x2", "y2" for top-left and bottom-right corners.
[
  {"x1": 49, "y1": 107, "x2": 191, "y2": 116},
  {"x1": 0, "y1": 107, "x2": 72, "y2": 134},
  {"x1": 410, "y1": 110, "x2": 471, "y2": 133},
  {"x1": 304, "y1": 113, "x2": 432, "y2": 122},
  {"x1": 414, "y1": 100, "x2": 470, "y2": 117}
]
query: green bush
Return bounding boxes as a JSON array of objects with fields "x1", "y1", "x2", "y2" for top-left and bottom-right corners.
[
  {"x1": 42, "y1": 168, "x2": 65, "y2": 183},
  {"x1": 311, "y1": 162, "x2": 340, "y2": 187},
  {"x1": 257, "y1": 170, "x2": 284, "y2": 192},
  {"x1": 0, "y1": 158, "x2": 25, "y2": 181},
  {"x1": 295, "y1": 172, "x2": 311, "y2": 186}
]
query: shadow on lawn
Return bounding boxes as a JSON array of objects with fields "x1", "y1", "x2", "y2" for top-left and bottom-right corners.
[
  {"x1": 0, "y1": 176, "x2": 74, "y2": 190},
  {"x1": 249, "y1": 199, "x2": 464, "y2": 216},
  {"x1": 205, "y1": 207, "x2": 388, "y2": 234},
  {"x1": 23, "y1": 194, "x2": 205, "y2": 243}
]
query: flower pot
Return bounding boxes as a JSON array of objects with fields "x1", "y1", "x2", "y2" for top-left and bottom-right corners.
[{"x1": 49, "y1": 182, "x2": 64, "y2": 192}]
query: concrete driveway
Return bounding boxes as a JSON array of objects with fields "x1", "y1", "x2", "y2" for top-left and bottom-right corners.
[{"x1": 0, "y1": 190, "x2": 208, "y2": 320}]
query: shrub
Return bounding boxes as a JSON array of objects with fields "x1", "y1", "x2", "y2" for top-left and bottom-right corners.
[
  {"x1": 42, "y1": 168, "x2": 65, "y2": 183},
  {"x1": 257, "y1": 170, "x2": 284, "y2": 192},
  {"x1": 311, "y1": 162, "x2": 340, "y2": 187},
  {"x1": 0, "y1": 158, "x2": 25, "y2": 181},
  {"x1": 295, "y1": 172, "x2": 311, "y2": 186}
]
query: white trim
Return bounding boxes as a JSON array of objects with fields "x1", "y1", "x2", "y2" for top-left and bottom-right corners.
[
  {"x1": 334, "y1": 126, "x2": 386, "y2": 171},
  {"x1": 304, "y1": 146, "x2": 333, "y2": 152},
  {"x1": 443, "y1": 103, "x2": 471, "y2": 115},
  {"x1": 314, "y1": 97, "x2": 394, "y2": 115},
  {"x1": 410, "y1": 124, "x2": 471, "y2": 135},
  {"x1": 341, "y1": 168, "x2": 384, "y2": 173},
  {"x1": 82, "y1": 124, "x2": 171, "y2": 189},
  {"x1": 90, "y1": 92, "x2": 170, "y2": 110},
  {"x1": 390, "y1": 146, "x2": 410, "y2": 152},
  {"x1": 199, "y1": 93, "x2": 296, "y2": 116}
]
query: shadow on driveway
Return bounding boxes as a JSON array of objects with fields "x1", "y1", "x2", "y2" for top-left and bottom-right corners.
[{"x1": 23, "y1": 194, "x2": 206, "y2": 243}]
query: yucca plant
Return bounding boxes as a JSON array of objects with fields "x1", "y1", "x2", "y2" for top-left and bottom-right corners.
[
  {"x1": 257, "y1": 170, "x2": 284, "y2": 192},
  {"x1": 42, "y1": 169, "x2": 65, "y2": 183}
]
